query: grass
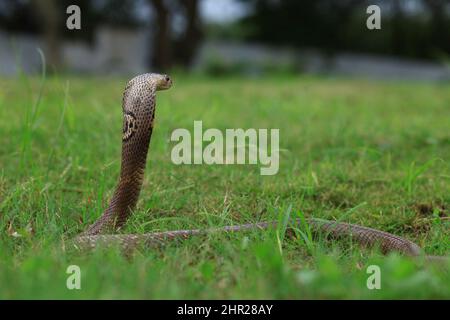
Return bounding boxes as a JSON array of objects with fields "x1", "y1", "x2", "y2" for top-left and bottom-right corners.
[{"x1": 0, "y1": 73, "x2": 449, "y2": 299}]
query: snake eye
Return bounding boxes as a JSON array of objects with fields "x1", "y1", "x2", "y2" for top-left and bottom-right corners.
[{"x1": 165, "y1": 76, "x2": 170, "y2": 82}]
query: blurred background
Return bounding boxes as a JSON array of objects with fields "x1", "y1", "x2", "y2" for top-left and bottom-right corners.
[{"x1": 0, "y1": 0, "x2": 449, "y2": 81}]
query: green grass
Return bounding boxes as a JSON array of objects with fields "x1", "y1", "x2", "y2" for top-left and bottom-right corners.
[{"x1": 0, "y1": 74, "x2": 449, "y2": 299}]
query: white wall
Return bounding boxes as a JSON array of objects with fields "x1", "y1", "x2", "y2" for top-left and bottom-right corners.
[{"x1": 0, "y1": 27, "x2": 152, "y2": 75}]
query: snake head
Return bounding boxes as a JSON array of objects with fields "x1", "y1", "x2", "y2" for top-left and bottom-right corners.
[
  {"x1": 155, "y1": 74, "x2": 173, "y2": 91},
  {"x1": 125, "y1": 73, "x2": 172, "y2": 94}
]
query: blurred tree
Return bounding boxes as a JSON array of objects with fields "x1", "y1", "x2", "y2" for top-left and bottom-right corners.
[
  {"x1": 238, "y1": 0, "x2": 369, "y2": 55},
  {"x1": 0, "y1": 0, "x2": 40, "y2": 34},
  {"x1": 175, "y1": 0, "x2": 203, "y2": 67},
  {"x1": 239, "y1": 0, "x2": 450, "y2": 60},
  {"x1": 149, "y1": 0, "x2": 172, "y2": 70},
  {"x1": 149, "y1": 0, "x2": 203, "y2": 70},
  {"x1": 423, "y1": 0, "x2": 450, "y2": 57},
  {"x1": 31, "y1": 0, "x2": 62, "y2": 70},
  {"x1": 391, "y1": 0, "x2": 407, "y2": 56},
  {"x1": 0, "y1": 0, "x2": 140, "y2": 69},
  {"x1": 0, "y1": 0, "x2": 203, "y2": 70}
]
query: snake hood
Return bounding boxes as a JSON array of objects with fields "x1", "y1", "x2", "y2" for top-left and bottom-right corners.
[
  {"x1": 121, "y1": 73, "x2": 172, "y2": 141},
  {"x1": 123, "y1": 73, "x2": 172, "y2": 108},
  {"x1": 128, "y1": 73, "x2": 172, "y2": 91}
]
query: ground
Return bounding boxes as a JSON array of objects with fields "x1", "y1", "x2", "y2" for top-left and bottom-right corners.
[{"x1": 0, "y1": 74, "x2": 448, "y2": 299}]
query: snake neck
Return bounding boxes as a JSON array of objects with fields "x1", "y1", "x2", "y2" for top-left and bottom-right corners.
[{"x1": 84, "y1": 86, "x2": 156, "y2": 235}]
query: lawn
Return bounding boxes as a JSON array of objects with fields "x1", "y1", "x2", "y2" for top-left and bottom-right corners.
[{"x1": 0, "y1": 73, "x2": 448, "y2": 299}]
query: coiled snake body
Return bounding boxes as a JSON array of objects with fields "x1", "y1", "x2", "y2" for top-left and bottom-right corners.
[{"x1": 73, "y1": 73, "x2": 446, "y2": 264}]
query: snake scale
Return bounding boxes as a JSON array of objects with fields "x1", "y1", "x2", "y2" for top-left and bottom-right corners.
[{"x1": 72, "y1": 73, "x2": 446, "y2": 264}]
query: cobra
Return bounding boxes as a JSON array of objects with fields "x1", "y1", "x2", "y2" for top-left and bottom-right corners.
[{"x1": 73, "y1": 73, "x2": 446, "y2": 264}]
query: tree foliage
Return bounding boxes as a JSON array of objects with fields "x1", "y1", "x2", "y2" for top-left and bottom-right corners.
[{"x1": 239, "y1": 0, "x2": 450, "y2": 60}]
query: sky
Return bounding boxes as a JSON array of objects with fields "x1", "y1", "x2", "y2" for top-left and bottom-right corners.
[{"x1": 200, "y1": 0, "x2": 250, "y2": 24}]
